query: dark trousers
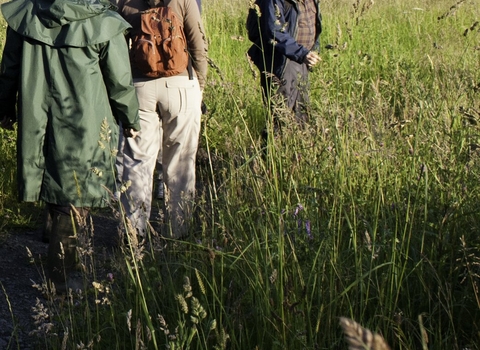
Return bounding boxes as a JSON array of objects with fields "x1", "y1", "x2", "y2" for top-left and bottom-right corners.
[{"x1": 260, "y1": 59, "x2": 311, "y2": 127}]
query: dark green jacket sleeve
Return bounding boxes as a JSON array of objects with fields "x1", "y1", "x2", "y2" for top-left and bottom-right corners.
[
  {"x1": 0, "y1": 27, "x2": 22, "y2": 120},
  {"x1": 99, "y1": 32, "x2": 141, "y2": 131}
]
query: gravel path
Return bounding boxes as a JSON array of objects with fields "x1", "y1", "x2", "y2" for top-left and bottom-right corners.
[
  {"x1": 0, "y1": 212, "x2": 120, "y2": 349},
  {"x1": 0, "y1": 228, "x2": 45, "y2": 350}
]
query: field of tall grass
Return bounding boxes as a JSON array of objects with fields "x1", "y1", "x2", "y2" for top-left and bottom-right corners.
[{"x1": 1, "y1": 0, "x2": 479, "y2": 348}]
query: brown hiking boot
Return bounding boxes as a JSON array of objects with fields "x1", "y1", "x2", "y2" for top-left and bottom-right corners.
[
  {"x1": 41, "y1": 204, "x2": 52, "y2": 243},
  {"x1": 47, "y1": 207, "x2": 87, "y2": 294}
]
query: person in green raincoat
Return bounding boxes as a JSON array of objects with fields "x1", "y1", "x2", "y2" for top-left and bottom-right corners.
[{"x1": 0, "y1": 0, "x2": 141, "y2": 293}]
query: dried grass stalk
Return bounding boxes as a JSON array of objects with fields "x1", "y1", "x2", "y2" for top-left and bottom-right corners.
[{"x1": 339, "y1": 317, "x2": 391, "y2": 350}]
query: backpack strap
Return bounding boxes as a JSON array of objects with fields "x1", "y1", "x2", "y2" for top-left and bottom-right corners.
[{"x1": 187, "y1": 58, "x2": 193, "y2": 80}]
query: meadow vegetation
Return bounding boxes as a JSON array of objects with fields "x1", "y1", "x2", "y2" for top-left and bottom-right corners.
[{"x1": 1, "y1": 0, "x2": 479, "y2": 348}]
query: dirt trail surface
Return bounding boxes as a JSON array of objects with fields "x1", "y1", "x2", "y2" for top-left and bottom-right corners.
[
  {"x1": 0, "y1": 228, "x2": 45, "y2": 350},
  {"x1": 0, "y1": 212, "x2": 119, "y2": 350}
]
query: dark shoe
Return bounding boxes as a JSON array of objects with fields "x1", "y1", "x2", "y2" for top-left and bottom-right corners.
[
  {"x1": 47, "y1": 207, "x2": 86, "y2": 294},
  {"x1": 156, "y1": 179, "x2": 165, "y2": 200},
  {"x1": 41, "y1": 204, "x2": 52, "y2": 243},
  {"x1": 48, "y1": 273, "x2": 83, "y2": 295}
]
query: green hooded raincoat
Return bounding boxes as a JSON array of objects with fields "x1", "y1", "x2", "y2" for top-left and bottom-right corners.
[{"x1": 0, "y1": 0, "x2": 140, "y2": 207}]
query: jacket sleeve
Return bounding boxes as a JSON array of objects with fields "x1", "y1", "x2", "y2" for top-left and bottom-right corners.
[
  {"x1": 0, "y1": 27, "x2": 22, "y2": 120},
  {"x1": 99, "y1": 33, "x2": 141, "y2": 131},
  {"x1": 182, "y1": 0, "x2": 208, "y2": 90},
  {"x1": 261, "y1": 0, "x2": 310, "y2": 64}
]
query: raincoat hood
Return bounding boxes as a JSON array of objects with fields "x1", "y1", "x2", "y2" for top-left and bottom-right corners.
[
  {"x1": 1, "y1": 0, "x2": 131, "y2": 47},
  {"x1": 35, "y1": 0, "x2": 113, "y2": 28}
]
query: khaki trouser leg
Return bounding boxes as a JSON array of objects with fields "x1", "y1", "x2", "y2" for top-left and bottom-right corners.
[
  {"x1": 160, "y1": 76, "x2": 201, "y2": 238},
  {"x1": 120, "y1": 81, "x2": 161, "y2": 235}
]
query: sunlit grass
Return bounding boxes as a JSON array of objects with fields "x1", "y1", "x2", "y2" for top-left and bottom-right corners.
[{"x1": 1, "y1": 0, "x2": 480, "y2": 348}]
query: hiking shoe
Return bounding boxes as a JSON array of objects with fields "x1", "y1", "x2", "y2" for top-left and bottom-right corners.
[
  {"x1": 156, "y1": 180, "x2": 164, "y2": 200},
  {"x1": 48, "y1": 273, "x2": 84, "y2": 295}
]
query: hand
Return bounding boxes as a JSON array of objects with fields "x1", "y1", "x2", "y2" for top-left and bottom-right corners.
[
  {"x1": 303, "y1": 51, "x2": 321, "y2": 69},
  {"x1": 123, "y1": 127, "x2": 139, "y2": 138},
  {"x1": 0, "y1": 115, "x2": 16, "y2": 130}
]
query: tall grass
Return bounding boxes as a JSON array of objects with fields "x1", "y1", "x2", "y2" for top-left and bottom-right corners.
[{"x1": 1, "y1": 0, "x2": 480, "y2": 348}]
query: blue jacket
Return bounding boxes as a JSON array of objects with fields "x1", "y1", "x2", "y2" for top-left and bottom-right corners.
[{"x1": 247, "y1": 0, "x2": 322, "y2": 80}]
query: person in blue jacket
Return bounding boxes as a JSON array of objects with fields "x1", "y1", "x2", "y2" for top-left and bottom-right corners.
[{"x1": 247, "y1": 0, "x2": 322, "y2": 136}]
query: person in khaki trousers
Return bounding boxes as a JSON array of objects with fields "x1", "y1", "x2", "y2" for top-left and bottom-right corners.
[{"x1": 115, "y1": 0, "x2": 208, "y2": 239}]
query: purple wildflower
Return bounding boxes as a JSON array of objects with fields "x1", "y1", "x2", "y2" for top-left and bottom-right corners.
[
  {"x1": 293, "y1": 204, "x2": 304, "y2": 217},
  {"x1": 305, "y1": 220, "x2": 312, "y2": 240},
  {"x1": 107, "y1": 273, "x2": 114, "y2": 282}
]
